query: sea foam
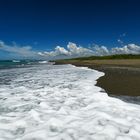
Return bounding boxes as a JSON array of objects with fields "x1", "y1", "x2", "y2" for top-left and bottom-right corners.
[{"x1": 0, "y1": 64, "x2": 140, "y2": 140}]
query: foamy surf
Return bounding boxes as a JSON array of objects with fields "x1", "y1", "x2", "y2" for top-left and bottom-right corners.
[
  {"x1": 38, "y1": 61, "x2": 48, "y2": 64},
  {"x1": 0, "y1": 64, "x2": 140, "y2": 140}
]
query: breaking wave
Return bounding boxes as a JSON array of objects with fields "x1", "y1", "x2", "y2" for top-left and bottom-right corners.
[{"x1": 0, "y1": 64, "x2": 140, "y2": 139}]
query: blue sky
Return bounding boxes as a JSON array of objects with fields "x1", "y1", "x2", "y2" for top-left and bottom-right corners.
[{"x1": 0, "y1": 0, "x2": 140, "y2": 59}]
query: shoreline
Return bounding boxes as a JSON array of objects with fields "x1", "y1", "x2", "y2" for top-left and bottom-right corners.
[{"x1": 55, "y1": 60, "x2": 140, "y2": 98}]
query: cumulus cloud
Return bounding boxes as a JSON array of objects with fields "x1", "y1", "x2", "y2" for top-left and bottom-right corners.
[
  {"x1": 0, "y1": 40, "x2": 39, "y2": 58},
  {"x1": 0, "y1": 40, "x2": 140, "y2": 60},
  {"x1": 39, "y1": 43, "x2": 140, "y2": 59},
  {"x1": 91, "y1": 45, "x2": 109, "y2": 56},
  {"x1": 111, "y1": 44, "x2": 140, "y2": 54},
  {"x1": 67, "y1": 42, "x2": 93, "y2": 56},
  {"x1": 38, "y1": 42, "x2": 94, "y2": 59},
  {"x1": 38, "y1": 46, "x2": 69, "y2": 58}
]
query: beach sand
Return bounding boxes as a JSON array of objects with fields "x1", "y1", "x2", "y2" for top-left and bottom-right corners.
[{"x1": 55, "y1": 59, "x2": 140, "y2": 96}]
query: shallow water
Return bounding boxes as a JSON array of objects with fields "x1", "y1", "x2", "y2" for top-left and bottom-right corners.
[{"x1": 0, "y1": 64, "x2": 140, "y2": 140}]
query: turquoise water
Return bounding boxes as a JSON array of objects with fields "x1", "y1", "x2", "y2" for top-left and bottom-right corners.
[{"x1": 0, "y1": 60, "x2": 39, "y2": 69}]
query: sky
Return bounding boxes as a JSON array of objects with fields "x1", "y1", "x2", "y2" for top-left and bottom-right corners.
[{"x1": 0, "y1": 0, "x2": 140, "y2": 59}]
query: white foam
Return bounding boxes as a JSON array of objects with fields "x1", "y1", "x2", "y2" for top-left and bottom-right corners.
[
  {"x1": 0, "y1": 64, "x2": 140, "y2": 140},
  {"x1": 38, "y1": 60, "x2": 48, "y2": 64},
  {"x1": 12, "y1": 60, "x2": 20, "y2": 63}
]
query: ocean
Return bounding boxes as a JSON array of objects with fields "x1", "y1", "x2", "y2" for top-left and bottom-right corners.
[
  {"x1": 0, "y1": 60, "x2": 48, "y2": 69},
  {"x1": 0, "y1": 62, "x2": 140, "y2": 139}
]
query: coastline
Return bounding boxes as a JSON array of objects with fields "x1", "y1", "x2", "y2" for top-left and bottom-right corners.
[{"x1": 54, "y1": 59, "x2": 140, "y2": 97}]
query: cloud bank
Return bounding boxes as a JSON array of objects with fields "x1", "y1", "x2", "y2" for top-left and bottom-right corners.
[
  {"x1": 0, "y1": 40, "x2": 140, "y2": 60},
  {"x1": 38, "y1": 43, "x2": 94, "y2": 59},
  {"x1": 0, "y1": 41, "x2": 39, "y2": 59},
  {"x1": 38, "y1": 42, "x2": 140, "y2": 59}
]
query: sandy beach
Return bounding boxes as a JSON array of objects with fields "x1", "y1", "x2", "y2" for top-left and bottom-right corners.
[{"x1": 55, "y1": 59, "x2": 140, "y2": 97}]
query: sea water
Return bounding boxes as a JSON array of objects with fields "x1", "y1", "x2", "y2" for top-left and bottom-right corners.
[{"x1": 0, "y1": 62, "x2": 140, "y2": 140}]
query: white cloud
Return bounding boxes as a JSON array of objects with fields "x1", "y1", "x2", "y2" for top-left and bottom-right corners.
[
  {"x1": 0, "y1": 40, "x2": 39, "y2": 58},
  {"x1": 91, "y1": 45, "x2": 109, "y2": 56},
  {"x1": 1, "y1": 40, "x2": 140, "y2": 60},
  {"x1": 38, "y1": 42, "x2": 94, "y2": 59},
  {"x1": 39, "y1": 43, "x2": 140, "y2": 59},
  {"x1": 55, "y1": 46, "x2": 69, "y2": 56},
  {"x1": 38, "y1": 46, "x2": 69, "y2": 59},
  {"x1": 111, "y1": 44, "x2": 140, "y2": 55},
  {"x1": 67, "y1": 42, "x2": 93, "y2": 56},
  {"x1": 117, "y1": 39, "x2": 124, "y2": 46}
]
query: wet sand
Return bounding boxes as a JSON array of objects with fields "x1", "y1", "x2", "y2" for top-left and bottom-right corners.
[
  {"x1": 55, "y1": 59, "x2": 140, "y2": 96},
  {"x1": 96, "y1": 66, "x2": 140, "y2": 96}
]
